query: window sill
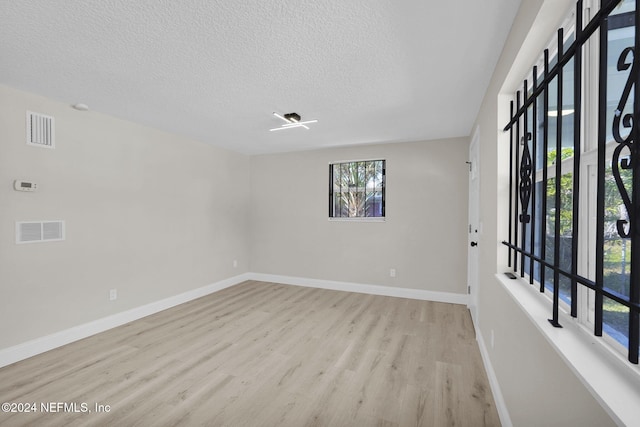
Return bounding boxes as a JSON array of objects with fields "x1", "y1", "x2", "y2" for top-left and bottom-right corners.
[
  {"x1": 328, "y1": 217, "x2": 385, "y2": 223},
  {"x1": 496, "y1": 273, "x2": 640, "y2": 426}
]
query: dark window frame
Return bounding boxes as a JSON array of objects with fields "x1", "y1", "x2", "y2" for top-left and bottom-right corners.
[{"x1": 329, "y1": 160, "x2": 386, "y2": 219}]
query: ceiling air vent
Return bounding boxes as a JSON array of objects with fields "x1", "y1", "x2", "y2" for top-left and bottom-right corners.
[
  {"x1": 16, "y1": 221, "x2": 65, "y2": 244},
  {"x1": 26, "y1": 111, "x2": 55, "y2": 148}
]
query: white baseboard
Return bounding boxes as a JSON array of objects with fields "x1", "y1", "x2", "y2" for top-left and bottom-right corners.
[
  {"x1": 0, "y1": 272, "x2": 468, "y2": 369},
  {"x1": 0, "y1": 273, "x2": 251, "y2": 369},
  {"x1": 247, "y1": 273, "x2": 469, "y2": 305},
  {"x1": 475, "y1": 326, "x2": 513, "y2": 427}
]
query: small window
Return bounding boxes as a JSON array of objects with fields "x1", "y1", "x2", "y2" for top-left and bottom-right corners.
[{"x1": 329, "y1": 160, "x2": 385, "y2": 219}]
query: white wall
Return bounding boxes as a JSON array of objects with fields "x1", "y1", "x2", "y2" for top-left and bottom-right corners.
[
  {"x1": 249, "y1": 139, "x2": 469, "y2": 293},
  {"x1": 0, "y1": 85, "x2": 250, "y2": 350},
  {"x1": 472, "y1": 0, "x2": 616, "y2": 425}
]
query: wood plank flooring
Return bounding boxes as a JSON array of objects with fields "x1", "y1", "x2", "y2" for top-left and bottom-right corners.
[{"x1": 0, "y1": 281, "x2": 500, "y2": 426}]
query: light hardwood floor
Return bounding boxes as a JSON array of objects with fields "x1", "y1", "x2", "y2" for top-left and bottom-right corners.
[{"x1": 0, "y1": 281, "x2": 500, "y2": 426}]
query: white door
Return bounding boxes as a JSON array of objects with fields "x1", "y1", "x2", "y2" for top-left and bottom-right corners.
[{"x1": 468, "y1": 128, "x2": 480, "y2": 325}]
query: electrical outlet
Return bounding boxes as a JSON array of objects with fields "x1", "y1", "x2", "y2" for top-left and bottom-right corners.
[
  {"x1": 109, "y1": 289, "x2": 117, "y2": 301},
  {"x1": 389, "y1": 268, "x2": 396, "y2": 278},
  {"x1": 233, "y1": 259, "x2": 238, "y2": 268}
]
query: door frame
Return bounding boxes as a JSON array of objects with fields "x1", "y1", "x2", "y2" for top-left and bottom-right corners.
[{"x1": 468, "y1": 126, "x2": 480, "y2": 325}]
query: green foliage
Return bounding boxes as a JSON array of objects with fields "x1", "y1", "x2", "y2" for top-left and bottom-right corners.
[
  {"x1": 546, "y1": 147, "x2": 574, "y2": 166},
  {"x1": 604, "y1": 163, "x2": 632, "y2": 225},
  {"x1": 546, "y1": 147, "x2": 574, "y2": 236},
  {"x1": 333, "y1": 161, "x2": 382, "y2": 217},
  {"x1": 545, "y1": 147, "x2": 633, "y2": 238}
]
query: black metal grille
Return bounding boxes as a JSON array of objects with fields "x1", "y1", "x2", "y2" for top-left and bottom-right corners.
[
  {"x1": 502, "y1": 0, "x2": 640, "y2": 364},
  {"x1": 329, "y1": 160, "x2": 385, "y2": 218}
]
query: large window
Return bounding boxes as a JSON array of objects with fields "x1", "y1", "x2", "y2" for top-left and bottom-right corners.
[
  {"x1": 329, "y1": 160, "x2": 385, "y2": 219},
  {"x1": 503, "y1": 0, "x2": 640, "y2": 364}
]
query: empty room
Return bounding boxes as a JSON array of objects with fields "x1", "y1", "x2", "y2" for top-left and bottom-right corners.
[{"x1": 1, "y1": 0, "x2": 639, "y2": 426}]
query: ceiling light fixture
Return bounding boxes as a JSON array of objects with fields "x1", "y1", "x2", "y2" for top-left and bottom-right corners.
[{"x1": 270, "y1": 112, "x2": 318, "y2": 131}]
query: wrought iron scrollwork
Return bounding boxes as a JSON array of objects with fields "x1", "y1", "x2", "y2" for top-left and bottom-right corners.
[
  {"x1": 519, "y1": 133, "x2": 533, "y2": 223},
  {"x1": 612, "y1": 46, "x2": 636, "y2": 238}
]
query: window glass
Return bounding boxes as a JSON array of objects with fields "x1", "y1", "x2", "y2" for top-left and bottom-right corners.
[
  {"x1": 602, "y1": 163, "x2": 632, "y2": 346},
  {"x1": 330, "y1": 160, "x2": 385, "y2": 218},
  {"x1": 598, "y1": 0, "x2": 635, "y2": 349},
  {"x1": 505, "y1": 0, "x2": 639, "y2": 363},
  {"x1": 606, "y1": 3, "x2": 634, "y2": 144},
  {"x1": 545, "y1": 171, "x2": 574, "y2": 306}
]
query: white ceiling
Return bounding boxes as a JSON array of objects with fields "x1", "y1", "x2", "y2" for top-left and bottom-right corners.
[{"x1": 0, "y1": 0, "x2": 522, "y2": 155}]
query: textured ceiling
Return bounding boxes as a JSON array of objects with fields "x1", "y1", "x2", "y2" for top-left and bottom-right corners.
[{"x1": 0, "y1": 0, "x2": 522, "y2": 154}]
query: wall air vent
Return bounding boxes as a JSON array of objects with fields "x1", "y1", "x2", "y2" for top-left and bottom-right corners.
[
  {"x1": 16, "y1": 221, "x2": 65, "y2": 244},
  {"x1": 26, "y1": 111, "x2": 55, "y2": 148}
]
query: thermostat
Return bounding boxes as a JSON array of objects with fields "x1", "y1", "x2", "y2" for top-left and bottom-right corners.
[{"x1": 14, "y1": 180, "x2": 37, "y2": 192}]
